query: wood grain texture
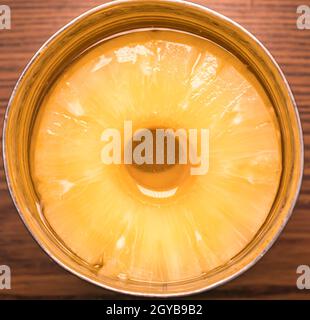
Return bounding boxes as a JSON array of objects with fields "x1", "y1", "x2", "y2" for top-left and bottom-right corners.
[{"x1": 0, "y1": 0, "x2": 309, "y2": 300}]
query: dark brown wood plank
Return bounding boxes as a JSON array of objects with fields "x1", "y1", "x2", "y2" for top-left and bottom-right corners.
[{"x1": 0, "y1": 0, "x2": 309, "y2": 299}]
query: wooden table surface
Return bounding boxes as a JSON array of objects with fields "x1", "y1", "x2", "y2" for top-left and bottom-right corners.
[{"x1": 0, "y1": 0, "x2": 309, "y2": 300}]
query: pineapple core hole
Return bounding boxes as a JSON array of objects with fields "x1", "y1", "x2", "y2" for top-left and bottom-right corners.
[{"x1": 126, "y1": 128, "x2": 191, "y2": 194}]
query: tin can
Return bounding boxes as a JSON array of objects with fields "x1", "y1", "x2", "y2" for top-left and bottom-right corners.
[{"x1": 3, "y1": 0, "x2": 303, "y2": 297}]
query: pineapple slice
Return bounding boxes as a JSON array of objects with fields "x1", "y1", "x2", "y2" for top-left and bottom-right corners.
[{"x1": 31, "y1": 30, "x2": 281, "y2": 283}]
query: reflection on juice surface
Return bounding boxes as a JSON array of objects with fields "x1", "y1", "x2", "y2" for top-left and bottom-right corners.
[{"x1": 31, "y1": 30, "x2": 281, "y2": 283}]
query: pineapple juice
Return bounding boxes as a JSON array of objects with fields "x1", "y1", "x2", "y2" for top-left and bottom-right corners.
[{"x1": 31, "y1": 29, "x2": 282, "y2": 283}]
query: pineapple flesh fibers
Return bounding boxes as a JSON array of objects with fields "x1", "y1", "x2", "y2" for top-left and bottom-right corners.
[{"x1": 31, "y1": 30, "x2": 282, "y2": 283}]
